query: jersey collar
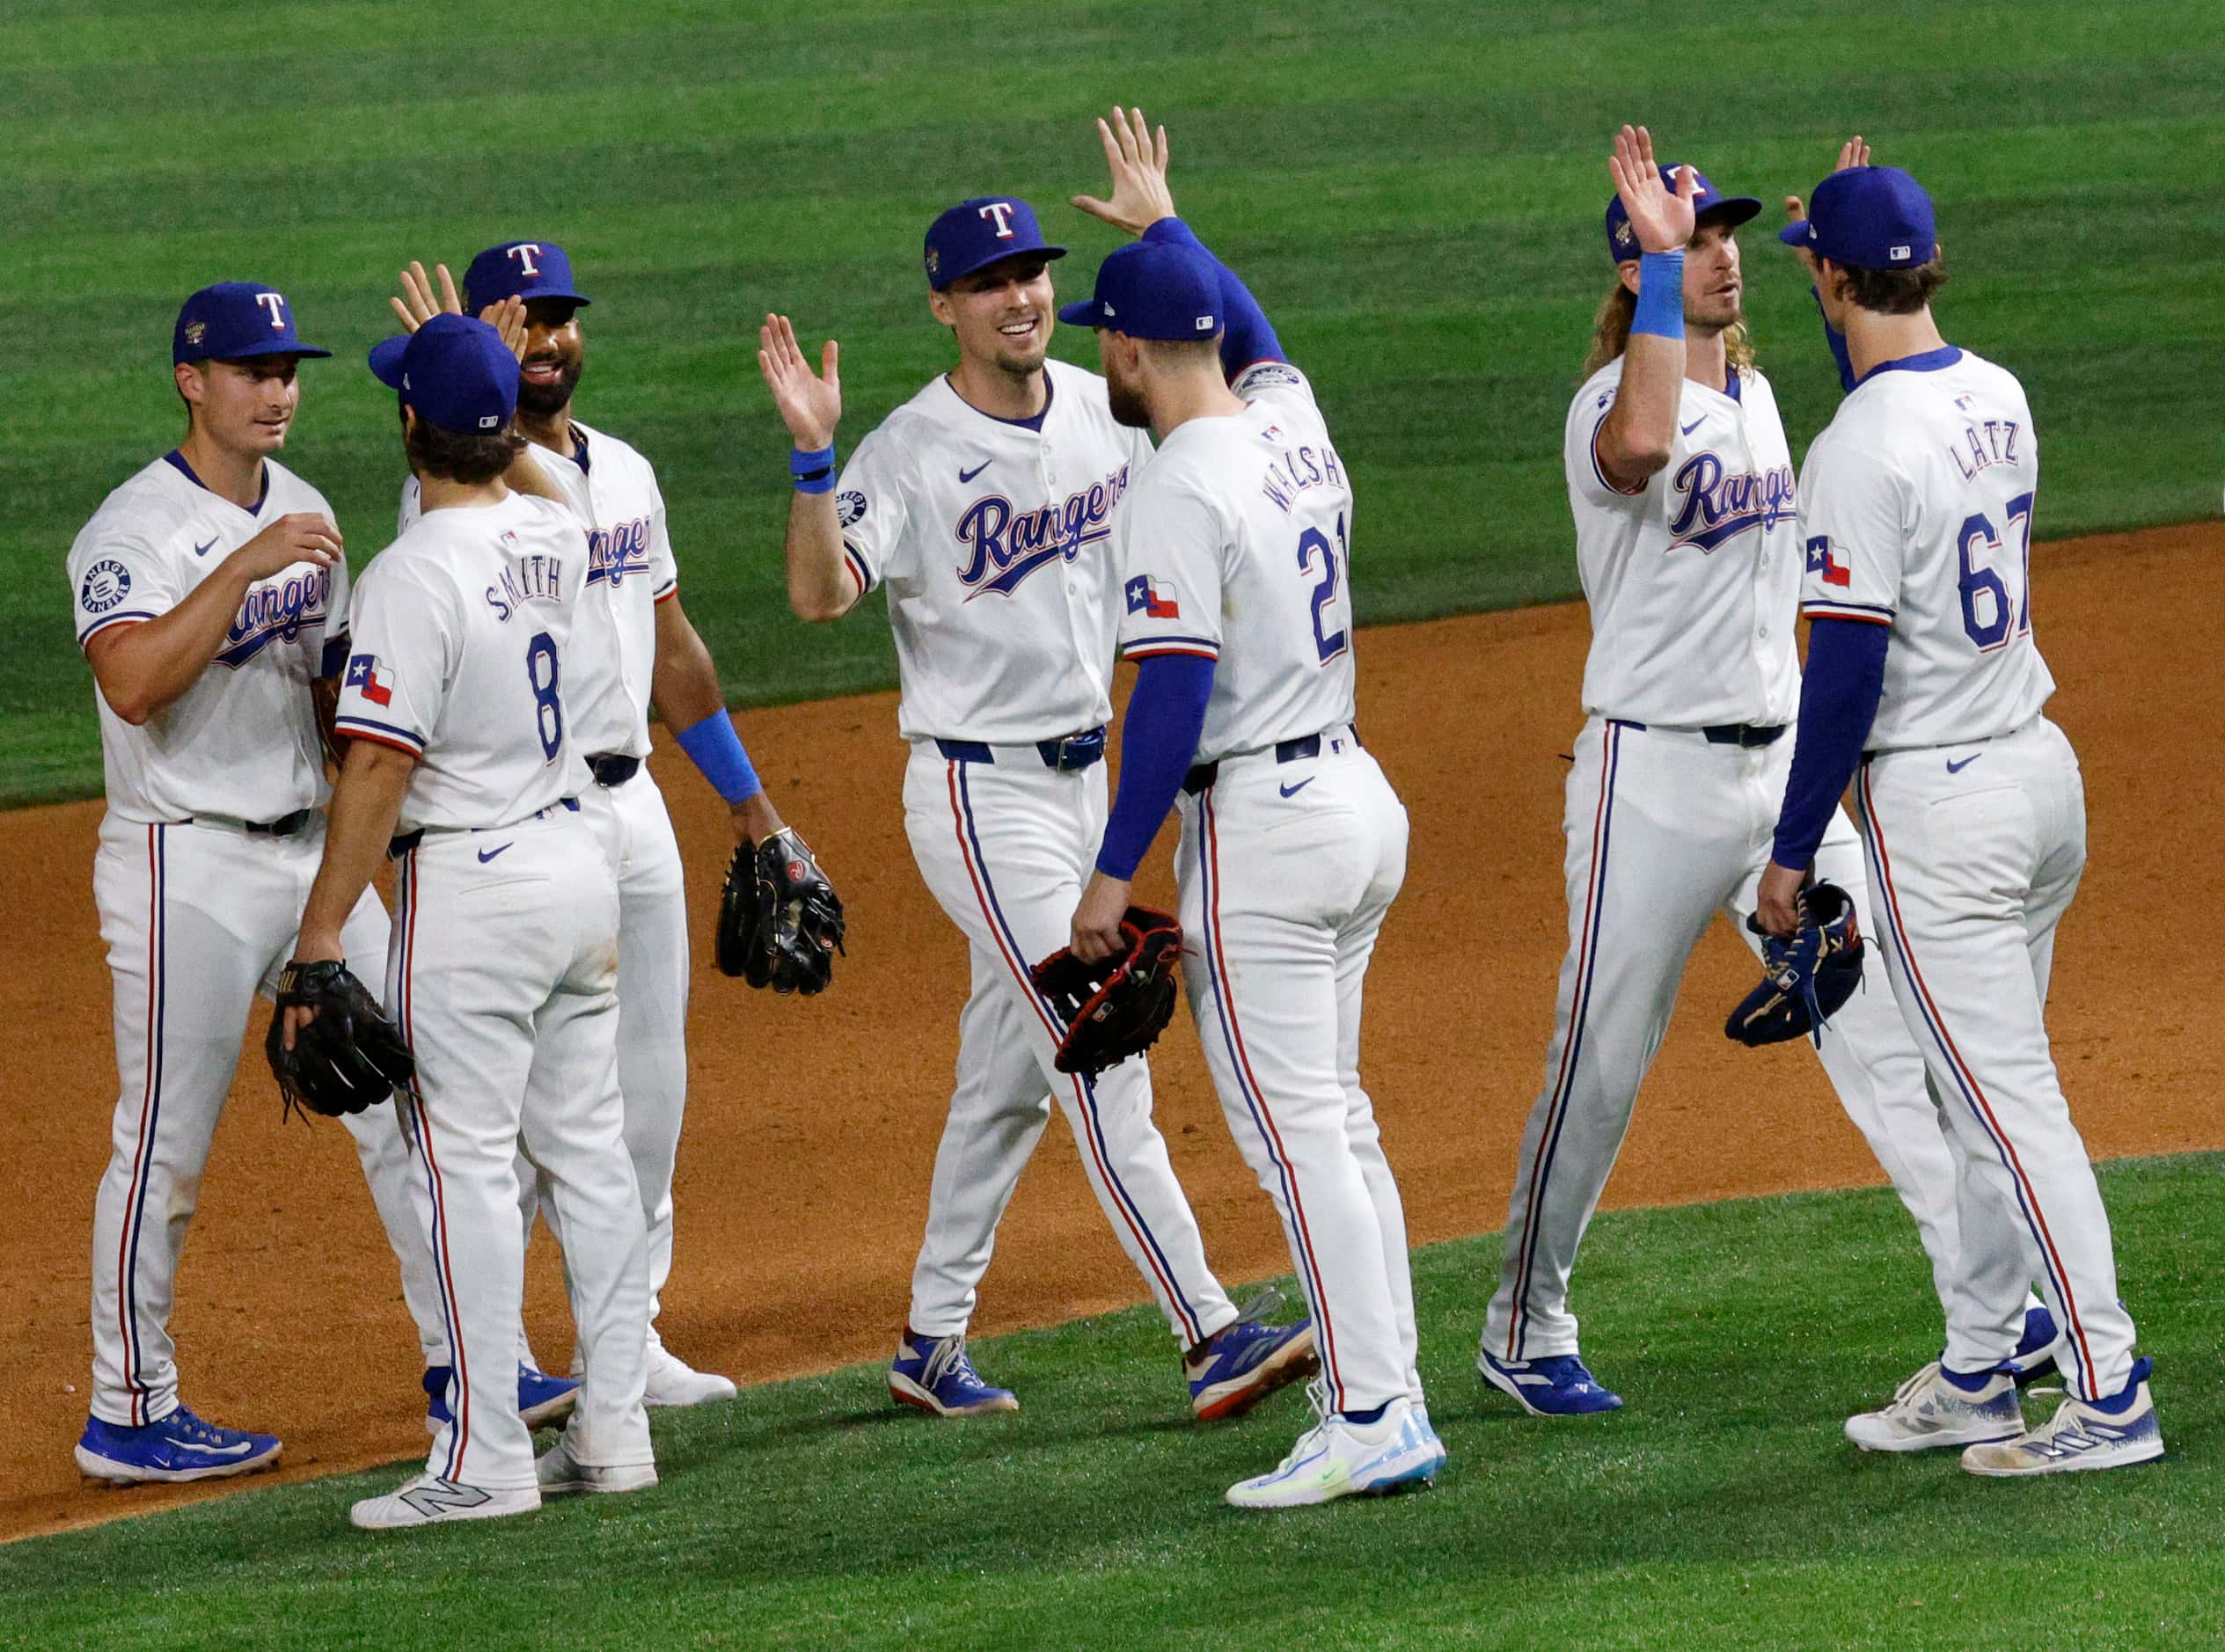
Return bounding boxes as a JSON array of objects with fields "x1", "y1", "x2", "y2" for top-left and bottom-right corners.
[
  {"x1": 164, "y1": 449, "x2": 269, "y2": 515},
  {"x1": 942, "y1": 367, "x2": 1055, "y2": 434},
  {"x1": 1854, "y1": 344, "x2": 1963, "y2": 388}
]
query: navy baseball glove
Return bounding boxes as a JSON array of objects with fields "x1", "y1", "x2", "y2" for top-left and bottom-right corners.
[
  {"x1": 718, "y1": 828, "x2": 845, "y2": 995},
  {"x1": 264, "y1": 960, "x2": 414, "y2": 1121},
  {"x1": 1031, "y1": 906, "x2": 1183, "y2": 1077},
  {"x1": 1726, "y1": 881, "x2": 1866, "y2": 1049}
]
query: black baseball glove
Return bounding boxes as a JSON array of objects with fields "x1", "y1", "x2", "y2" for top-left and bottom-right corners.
[
  {"x1": 1725, "y1": 881, "x2": 1867, "y2": 1049},
  {"x1": 718, "y1": 828, "x2": 845, "y2": 995},
  {"x1": 1030, "y1": 906, "x2": 1183, "y2": 1077},
  {"x1": 265, "y1": 959, "x2": 414, "y2": 1121}
]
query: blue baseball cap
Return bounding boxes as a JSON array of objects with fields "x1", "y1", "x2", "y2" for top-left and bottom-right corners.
[
  {"x1": 1055, "y1": 241, "x2": 1223, "y2": 341},
  {"x1": 461, "y1": 238, "x2": 591, "y2": 312},
  {"x1": 368, "y1": 314, "x2": 519, "y2": 434},
  {"x1": 1604, "y1": 164, "x2": 1763, "y2": 262},
  {"x1": 923, "y1": 197, "x2": 1065, "y2": 290},
  {"x1": 1779, "y1": 165, "x2": 1938, "y2": 271},
  {"x1": 172, "y1": 282, "x2": 332, "y2": 365}
]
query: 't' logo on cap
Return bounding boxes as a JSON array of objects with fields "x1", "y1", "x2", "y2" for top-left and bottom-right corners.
[{"x1": 977, "y1": 202, "x2": 1016, "y2": 238}]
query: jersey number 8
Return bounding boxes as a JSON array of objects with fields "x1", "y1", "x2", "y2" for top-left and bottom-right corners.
[{"x1": 526, "y1": 631, "x2": 563, "y2": 762}]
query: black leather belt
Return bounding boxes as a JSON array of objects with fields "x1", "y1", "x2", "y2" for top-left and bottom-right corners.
[
  {"x1": 1703, "y1": 723, "x2": 1786, "y2": 748},
  {"x1": 185, "y1": 808, "x2": 313, "y2": 837},
  {"x1": 389, "y1": 797, "x2": 579, "y2": 859},
  {"x1": 1184, "y1": 732, "x2": 1330, "y2": 796},
  {"x1": 935, "y1": 725, "x2": 1108, "y2": 773},
  {"x1": 588, "y1": 753, "x2": 640, "y2": 787}
]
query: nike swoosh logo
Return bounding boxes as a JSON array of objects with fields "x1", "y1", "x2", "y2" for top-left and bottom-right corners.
[
  {"x1": 1946, "y1": 754, "x2": 1983, "y2": 774},
  {"x1": 478, "y1": 843, "x2": 514, "y2": 863},
  {"x1": 958, "y1": 460, "x2": 992, "y2": 483},
  {"x1": 169, "y1": 1434, "x2": 253, "y2": 1458},
  {"x1": 1680, "y1": 417, "x2": 1704, "y2": 435},
  {"x1": 1278, "y1": 778, "x2": 1314, "y2": 799},
  {"x1": 193, "y1": 537, "x2": 217, "y2": 558}
]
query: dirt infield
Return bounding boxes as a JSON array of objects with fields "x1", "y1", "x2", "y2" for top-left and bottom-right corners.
[{"x1": 4, "y1": 522, "x2": 2218, "y2": 1542}]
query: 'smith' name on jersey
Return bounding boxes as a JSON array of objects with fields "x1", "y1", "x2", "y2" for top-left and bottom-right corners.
[
  {"x1": 955, "y1": 465, "x2": 1130, "y2": 599},
  {"x1": 1257, "y1": 425, "x2": 1345, "y2": 514},
  {"x1": 585, "y1": 515, "x2": 653, "y2": 588},
  {"x1": 217, "y1": 566, "x2": 333, "y2": 667},
  {"x1": 485, "y1": 540, "x2": 567, "y2": 622},
  {"x1": 1667, "y1": 452, "x2": 1797, "y2": 552}
]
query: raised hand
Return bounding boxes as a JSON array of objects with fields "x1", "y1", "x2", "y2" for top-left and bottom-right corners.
[
  {"x1": 1607, "y1": 124, "x2": 1697, "y2": 255},
  {"x1": 231, "y1": 512, "x2": 343, "y2": 581},
  {"x1": 1782, "y1": 135, "x2": 1871, "y2": 278},
  {"x1": 389, "y1": 261, "x2": 530, "y2": 360},
  {"x1": 758, "y1": 314, "x2": 841, "y2": 450},
  {"x1": 1070, "y1": 105, "x2": 1176, "y2": 237}
]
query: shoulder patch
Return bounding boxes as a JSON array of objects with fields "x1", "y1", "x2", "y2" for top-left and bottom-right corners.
[
  {"x1": 80, "y1": 559, "x2": 131, "y2": 613},
  {"x1": 1238, "y1": 362, "x2": 1305, "y2": 392},
  {"x1": 837, "y1": 489, "x2": 867, "y2": 528}
]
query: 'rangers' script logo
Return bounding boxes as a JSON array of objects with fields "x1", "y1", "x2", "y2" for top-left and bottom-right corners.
[
  {"x1": 216, "y1": 567, "x2": 330, "y2": 668},
  {"x1": 1666, "y1": 452, "x2": 1797, "y2": 552},
  {"x1": 587, "y1": 515, "x2": 653, "y2": 588},
  {"x1": 955, "y1": 465, "x2": 1129, "y2": 599}
]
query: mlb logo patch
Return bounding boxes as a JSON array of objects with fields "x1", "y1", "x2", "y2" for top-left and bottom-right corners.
[
  {"x1": 344, "y1": 652, "x2": 394, "y2": 707},
  {"x1": 1123, "y1": 574, "x2": 1179, "y2": 620}
]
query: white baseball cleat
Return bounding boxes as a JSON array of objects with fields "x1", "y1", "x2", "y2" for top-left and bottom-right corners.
[
  {"x1": 1962, "y1": 1358, "x2": 2164, "y2": 1478},
  {"x1": 1226, "y1": 1379, "x2": 1442, "y2": 1510},
  {"x1": 535, "y1": 1436, "x2": 659, "y2": 1497},
  {"x1": 349, "y1": 1474, "x2": 540, "y2": 1531},
  {"x1": 643, "y1": 1345, "x2": 739, "y2": 1407},
  {"x1": 1845, "y1": 1361, "x2": 2024, "y2": 1452}
]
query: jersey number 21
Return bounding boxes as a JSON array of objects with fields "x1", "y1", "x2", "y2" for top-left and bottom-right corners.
[{"x1": 1297, "y1": 513, "x2": 1350, "y2": 665}]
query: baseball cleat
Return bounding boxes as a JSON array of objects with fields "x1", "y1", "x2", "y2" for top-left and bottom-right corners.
[
  {"x1": 1962, "y1": 1357, "x2": 2163, "y2": 1478},
  {"x1": 1477, "y1": 1350, "x2": 1624, "y2": 1416},
  {"x1": 1186, "y1": 1315, "x2": 1319, "y2": 1422},
  {"x1": 75, "y1": 1405, "x2": 282, "y2": 1485},
  {"x1": 423, "y1": 1363, "x2": 582, "y2": 1436},
  {"x1": 2002, "y1": 1304, "x2": 2061, "y2": 1384},
  {"x1": 1226, "y1": 1381, "x2": 1441, "y2": 1510},
  {"x1": 889, "y1": 1332, "x2": 1019, "y2": 1417},
  {"x1": 643, "y1": 1345, "x2": 739, "y2": 1408},
  {"x1": 1844, "y1": 1361, "x2": 2024, "y2": 1452},
  {"x1": 535, "y1": 1436, "x2": 658, "y2": 1497},
  {"x1": 349, "y1": 1473, "x2": 541, "y2": 1531}
]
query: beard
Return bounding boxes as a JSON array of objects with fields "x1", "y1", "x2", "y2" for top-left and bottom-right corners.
[
  {"x1": 517, "y1": 354, "x2": 582, "y2": 419},
  {"x1": 1105, "y1": 372, "x2": 1152, "y2": 429}
]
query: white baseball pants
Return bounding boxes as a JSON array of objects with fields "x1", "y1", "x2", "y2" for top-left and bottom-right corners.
[
  {"x1": 1175, "y1": 733, "x2": 1421, "y2": 1416},
  {"x1": 901, "y1": 743, "x2": 1237, "y2": 1349},
  {"x1": 391, "y1": 812, "x2": 650, "y2": 1491},
  {"x1": 1485, "y1": 716, "x2": 2009, "y2": 1363},
  {"x1": 1857, "y1": 716, "x2": 2138, "y2": 1400},
  {"x1": 87, "y1": 813, "x2": 441, "y2": 1427}
]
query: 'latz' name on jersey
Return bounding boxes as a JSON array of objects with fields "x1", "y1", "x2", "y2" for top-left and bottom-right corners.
[
  {"x1": 586, "y1": 515, "x2": 652, "y2": 588},
  {"x1": 955, "y1": 465, "x2": 1129, "y2": 599},
  {"x1": 217, "y1": 565, "x2": 331, "y2": 668},
  {"x1": 1667, "y1": 452, "x2": 1797, "y2": 552},
  {"x1": 485, "y1": 544, "x2": 567, "y2": 622}
]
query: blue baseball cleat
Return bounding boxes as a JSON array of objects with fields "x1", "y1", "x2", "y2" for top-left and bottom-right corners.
[
  {"x1": 75, "y1": 1404, "x2": 282, "y2": 1484},
  {"x1": 424, "y1": 1363, "x2": 582, "y2": 1435},
  {"x1": 2004, "y1": 1304, "x2": 2060, "y2": 1384},
  {"x1": 889, "y1": 1331, "x2": 1020, "y2": 1417},
  {"x1": 1187, "y1": 1316, "x2": 1319, "y2": 1422},
  {"x1": 1478, "y1": 1350, "x2": 1625, "y2": 1416}
]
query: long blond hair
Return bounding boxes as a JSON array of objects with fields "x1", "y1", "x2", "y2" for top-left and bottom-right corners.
[{"x1": 1582, "y1": 279, "x2": 1754, "y2": 380}]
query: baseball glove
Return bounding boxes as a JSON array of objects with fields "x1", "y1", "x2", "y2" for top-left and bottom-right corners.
[
  {"x1": 264, "y1": 960, "x2": 414, "y2": 1121},
  {"x1": 1725, "y1": 881, "x2": 1866, "y2": 1049},
  {"x1": 1030, "y1": 906, "x2": 1183, "y2": 1077},
  {"x1": 717, "y1": 827, "x2": 845, "y2": 995}
]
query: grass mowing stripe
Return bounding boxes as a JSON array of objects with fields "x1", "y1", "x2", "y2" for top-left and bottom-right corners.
[{"x1": 4, "y1": 1153, "x2": 2217, "y2": 1648}]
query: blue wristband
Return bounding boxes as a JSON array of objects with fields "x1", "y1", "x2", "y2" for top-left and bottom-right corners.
[
  {"x1": 790, "y1": 442, "x2": 837, "y2": 495},
  {"x1": 675, "y1": 709, "x2": 762, "y2": 805},
  {"x1": 1631, "y1": 251, "x2": 1686, "y2": 340}
]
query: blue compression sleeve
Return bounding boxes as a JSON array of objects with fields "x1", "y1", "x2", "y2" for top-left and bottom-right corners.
[
  {"x1": 1142, "y1": 217, "x2": 1284, "y2": 379},
  {"x1": 1096, "y1": 654, "x2": 1215, "y2": 880},
  {"x1": 1771, "y1": 618, "x2": 1890, "y2": 870},
  {"x1": 674, "y1": 708, "x2": 763, "y2": 805},
  {"x1": 1811, "y1": 287, "x2": 1855, "y2": 393}
]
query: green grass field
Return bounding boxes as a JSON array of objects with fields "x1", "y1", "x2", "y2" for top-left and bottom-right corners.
[
  {"x1": 4, "y1": 1, "x2": 2221, "y2": 804},
  {"x1": 4, "y1": 1154, "x2": 2216, "y2": 1648}
]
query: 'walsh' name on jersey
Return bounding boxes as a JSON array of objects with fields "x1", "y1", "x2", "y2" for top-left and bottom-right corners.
[
  {"x1": 1258, "y1": 434, "x2": 1345, "y2": 515},
  {"x1": 484, "y1": 546, "x2": 567, "y2": 622}
]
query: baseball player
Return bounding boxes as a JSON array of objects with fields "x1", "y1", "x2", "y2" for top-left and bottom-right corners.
[
  {"x1": 1475, "y1": 129, "x2": 2059, "y2": 1419},
  {"x1": 756, "y1": 155, "x2": 1313, "y2": 1422},
  {"x1": 392, "y1": 240, "x2": 795, "y2": 1408},
  {"x1": 1066, "y1": 109, "x2": 1444, "y2": 1509},
  {"x1": 296, "y1": 313, "x2": 654, "y2": 1528},
  {"x1": 66, "y1": 282, "x2": 456, "y2": 1485},
  {"x1": 1759, "y1": 165, "x2": 2162, "y2": 1474}
]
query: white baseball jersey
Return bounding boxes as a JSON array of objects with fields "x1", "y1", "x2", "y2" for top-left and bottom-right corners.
[
  {"x1": 836, "y1": 358, "x2": 1153, "y2": 743},
  {"x1": 1563, "y1": 359, "x2": 1802, "y2": 727},
  {"x1": 1798, "y1": 347, "x2": 2053, "y2": 750},
  {"x1": 337, "y1": 491, "x2": 591, "y2": 831},
  {"x1": 68, "y1": 454, "x2": 347, "y2": 822},
  {"x1": 400, "y1": 420, "x2": 675, "y2": 761},
  {"x1": 1114, "y1": 361, "x2": 1356, "y2": 763}
]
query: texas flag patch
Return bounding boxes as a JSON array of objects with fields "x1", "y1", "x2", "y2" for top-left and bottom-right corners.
[
  {"x1": 1123, "y1": 574, "x2": 1180, "y2": 620},
  {"x1": 344, "y1": 652, "x2": 394, "y2": 706}
]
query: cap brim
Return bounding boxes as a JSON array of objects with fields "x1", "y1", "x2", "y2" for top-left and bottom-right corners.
[
  {"x1": 1778, "y1": 220, "x2": 1817, "y2": 249},
  {"x1": 368, "y1": 335, "x2": 409, "y2": 390},
  {"x1": 934, "y1": 244, "x2": 1067, "y2": 290},
  {"x1": 1699, "y1": 196, "x2": 1765, "y2": 230},
  {"x1": 215, "y1": 342, "x2": 333, "y2": 361},
  {"x1": 1055, "y1": 299, "x2": 1100, "y2": 326}
]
